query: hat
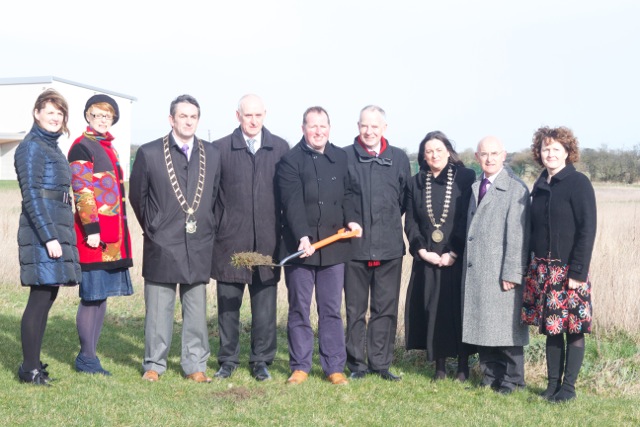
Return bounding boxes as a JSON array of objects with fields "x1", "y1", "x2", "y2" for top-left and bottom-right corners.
[{"x1": 84, "y1": 94, "x2": 120, "y2": 125}]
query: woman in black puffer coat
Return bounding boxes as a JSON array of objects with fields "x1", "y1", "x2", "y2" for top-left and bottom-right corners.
[{"x1": 14, "y1": 89, "x2": 81, "y2": 385}]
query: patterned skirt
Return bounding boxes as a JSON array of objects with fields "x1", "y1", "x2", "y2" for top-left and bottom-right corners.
[{"x1": 521, "y1": 256, "x2": 592, "y2": 335}]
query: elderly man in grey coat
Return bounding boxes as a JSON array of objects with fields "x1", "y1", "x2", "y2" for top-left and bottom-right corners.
[{"x1": 461, "y1": 135, "x2": 530, "y2": 394}]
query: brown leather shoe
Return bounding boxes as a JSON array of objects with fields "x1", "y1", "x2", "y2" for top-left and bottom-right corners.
[
  {"x1": 286, "y1": 370, "x2": 308, "y2": 385},
  {"x1": 186, "y1": 372, "x2": 212, "y2": 383},
  {"x1": 142, "y1": 370, "x2": 159, "y2": 382},
  {"x1": 327, "y1": 372, "x2": 348, "y2": 385}
]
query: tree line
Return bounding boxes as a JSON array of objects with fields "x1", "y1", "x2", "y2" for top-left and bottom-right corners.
[
  {"x1": 407, "y1": 145, "x2": 640, "y2": 184},
  {"x1": 131, "y1": 144, "x2": 640, "y2": 184}
]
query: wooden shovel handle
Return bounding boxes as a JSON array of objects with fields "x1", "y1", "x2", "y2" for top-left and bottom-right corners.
[{"x1": 310, "y1": 227, "x2": 361, "y2": 251}]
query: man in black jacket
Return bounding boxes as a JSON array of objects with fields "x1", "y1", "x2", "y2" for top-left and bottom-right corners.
[
  {"x1": 129, "y1": 95, "x2": 221, "y2": 383},
  {"x1": 277, "y1": 106, "x2": 361, "y2": 386},
  {"x1": 210, "y1": 94, "x2": 289, "y2": 381},
  {"x1": 344, "y1": 105, "x2": 411, "y2": 381}
]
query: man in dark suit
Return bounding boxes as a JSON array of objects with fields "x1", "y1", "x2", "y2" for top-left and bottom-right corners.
[
  {"x1": 210, "y1": 94, "x2": 289, "y2": 381},
  {"x1": 129, "y1": 94, "x2": 221, "y2": 383},
  {"x1": 343, "y1": 105, "x2": 411, "y2": 381}
]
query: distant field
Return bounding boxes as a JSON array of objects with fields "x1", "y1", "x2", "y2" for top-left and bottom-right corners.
[{"x1": 1, "y1": 181, "x2": 637, "y2": 335}]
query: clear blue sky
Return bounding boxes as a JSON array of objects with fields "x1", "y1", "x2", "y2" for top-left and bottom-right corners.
[{"x1": 3, "y1": 0, "x2": 639, "y2": 154}]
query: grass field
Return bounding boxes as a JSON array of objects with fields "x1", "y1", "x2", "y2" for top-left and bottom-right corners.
[{"x1": 0, "y1": 181, "x2": 638, "y2": 426}]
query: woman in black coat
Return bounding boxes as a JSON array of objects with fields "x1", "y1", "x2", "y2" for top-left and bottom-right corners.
[
  {"x1": 522, "y1": 126, "x2": 596, "y2": 402},
  {"x1": 14, "y1": 89, "x2": 81, "y2": 385},
  {"x1": 404, "y1": 131, "x2": 476, "y2": 381}
]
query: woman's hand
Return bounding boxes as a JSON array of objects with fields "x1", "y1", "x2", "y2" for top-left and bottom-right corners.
[
  {"x1": 86, "y1": 233, "x2": 101, "y2": 248},
  {"x1": 568, "y1": 278, "x2": 584, "y2": 290},
  {"x1": 438, "y1": 252, "x2": 456, "y2": 267},
  {"x1": 418, "y1": 249, "x2": 441, "y2": 265},
  {"x1": 45, "y1": 240, "x2": 62, "y2": 259}
]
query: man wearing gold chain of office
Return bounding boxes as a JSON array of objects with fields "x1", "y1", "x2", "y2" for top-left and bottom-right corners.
[{"x1": 129, "y1": 94, "x2": 221, "y2": 384}]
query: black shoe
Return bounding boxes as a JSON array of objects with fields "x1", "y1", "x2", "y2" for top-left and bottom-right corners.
[
  {"x1": 548, "y1": 385, "x2": 576, "y2": 403},
  {"x1": 350, "y1": 370, "x2": 369, "y2": 380},
  {"x1": 18, "y1": 365, "x2": 50, "y2": 386},
  {"x1": 39, "y1": 361, "x2": 53, "y2": 382},
  {"x1": 497, "y1": 385, "x2": 525, "y2": 395},
  {"x1": 75, "y1": 353, "x2": 111, "y2": 376},
  {"x1": 373, "y1": 369, "x2": 402, "y2": 381},
  {"x1": 214, "y1": 363, "x2": 237, "y2": 379},
  {"x1": 251, "y1": 363, "x2": 272, "y2": 381}
]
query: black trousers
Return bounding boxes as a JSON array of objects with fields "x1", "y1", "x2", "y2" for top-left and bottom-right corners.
[
  {"x1": 216, "y1": 276, "x2": 277, "y2": 367},
  {"x1": 478, "y1": 345, "x2": 525, "y2": 390},
  {"x1": 344, "y1": 258, "x2": 403, "y2": 372}
]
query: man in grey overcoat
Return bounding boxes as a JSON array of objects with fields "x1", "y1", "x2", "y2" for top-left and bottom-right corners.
[
  {"x1": 210, "y1": 94, "x2": 289, "y2": 381},
  {"x1": 461, "y1": 135, "x2": 530, "y2": 394}
]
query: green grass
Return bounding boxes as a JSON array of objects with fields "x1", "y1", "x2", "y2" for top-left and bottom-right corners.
[{"x1": 1, "y1": 283, "x2": 639, "y2": 427}]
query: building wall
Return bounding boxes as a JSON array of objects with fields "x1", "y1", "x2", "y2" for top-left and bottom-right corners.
[{"x1": 0, "y1": 80, "x2": 134, "y2": 180}]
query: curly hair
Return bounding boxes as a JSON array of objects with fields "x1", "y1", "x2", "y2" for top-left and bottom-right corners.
[{"x1": 531, "y1": 126, "x2": 580, "y2": 167}]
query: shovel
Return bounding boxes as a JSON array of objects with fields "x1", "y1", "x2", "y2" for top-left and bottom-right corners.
[
  {"x1": 230, "y1": 227, "x2": 361, "y2": 270},
  {"x1": 276, "y1": 227, "x2": 361, "y2": 266}
]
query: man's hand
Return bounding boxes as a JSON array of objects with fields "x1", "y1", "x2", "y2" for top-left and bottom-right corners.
[
  {"x1": 418, "y1": 249, "x2": 441, "y2": 265},
  {"x1": 502, "y1": 280, "x2": 516, "y2": 291},
  {"x1": 298, "y1": 236, "x2": 315, "y2": 258}
]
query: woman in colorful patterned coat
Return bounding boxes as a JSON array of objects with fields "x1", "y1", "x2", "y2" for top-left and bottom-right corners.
[
  {"x1": 521, "y1": 126, "x2": 597, "y2": 402},
  {"x1": 15, "y1": 89, "x2": 81, "y2": 385},
  {"x1": 68, "y1": 94, "x2": 134, "y2": 375}
]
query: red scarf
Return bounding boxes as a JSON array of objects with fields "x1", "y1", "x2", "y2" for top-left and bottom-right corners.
[{"x1": 357, "y1": 136, "x2": 387, "y2": 157}]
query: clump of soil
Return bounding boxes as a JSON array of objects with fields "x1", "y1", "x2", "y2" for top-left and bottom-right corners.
[{"x1": 230, "y1": 252, "x2": 275, "y2": 270}]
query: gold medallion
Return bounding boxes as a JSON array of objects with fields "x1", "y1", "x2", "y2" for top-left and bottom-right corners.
[{"x1": 432, "y1": 229, "x2": 444, "y2": 243}]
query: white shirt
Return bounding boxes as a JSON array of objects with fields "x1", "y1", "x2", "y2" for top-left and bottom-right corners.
[
  {"x1": 173, "y1": 132, "x2": 194, "y2": 161},
  {"x1": 244, "y1": 131, "x2": 262, "y2": 151}
]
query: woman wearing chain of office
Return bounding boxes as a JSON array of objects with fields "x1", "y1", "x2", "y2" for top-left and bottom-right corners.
[{"x1": 404, "y1": 131, "x2": 476, "y2": 381}]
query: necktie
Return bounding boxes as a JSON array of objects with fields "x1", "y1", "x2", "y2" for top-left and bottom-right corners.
[
  {"x1": 478, "y1": 178, "x2": 490, "y2": 204},
  {"x1": 247, "y1": 138, "x2": 256, "y2": 154},
  {"x1": 181, "y1": 144, "x2": 189, "y2": 160}
]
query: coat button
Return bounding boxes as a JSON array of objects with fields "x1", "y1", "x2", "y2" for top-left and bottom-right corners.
[
  {"x1": 468, "y1": 263, "x2": 473, "y2": 267},
  {"x1": 468, "y1": 237, "x2": 473, "y2": 241}
]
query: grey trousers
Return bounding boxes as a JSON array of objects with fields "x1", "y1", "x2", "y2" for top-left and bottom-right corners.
[
  {"x1": 478, "y1": 345, "x2": 525, "y2": 390},
  {"x1": 142, "y1": 280, "x2": 210, "y2": 376}
]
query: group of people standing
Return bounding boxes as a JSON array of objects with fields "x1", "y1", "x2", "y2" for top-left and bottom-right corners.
[{"x1": 14, "y1": 89, "x2": 596, "y2": 403}]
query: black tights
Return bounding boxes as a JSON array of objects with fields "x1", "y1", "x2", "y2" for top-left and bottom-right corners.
[
  {"x1": 76, "y1": 299, "x2": 107, "y2": 359},
  {"x1": 547, "y1": 332, "x2": 585, "y2": 349},
  {"x1": 21, "y1": 286, "x2": 59, "y2": 371}
]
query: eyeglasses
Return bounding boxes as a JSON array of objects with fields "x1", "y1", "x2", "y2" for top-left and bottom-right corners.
[
  {"x1": 477, "y1": 151, "x2": 503, "y2": 160},
  {"x1": 90, "y1": 113, "x2": 114, "y2": 121}
]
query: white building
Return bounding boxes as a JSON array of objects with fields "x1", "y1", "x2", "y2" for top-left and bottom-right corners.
[{"x1": 0, "y1": 76, "x2": 136, "y2": 180}]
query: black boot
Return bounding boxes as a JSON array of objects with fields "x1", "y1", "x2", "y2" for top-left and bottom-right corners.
[
  {"x1": 456, "y1": 354, "x2": 470, "y2": 382},
  {"x1": 18, "y1": 364, "x2": 50, "y2": 386},
  {"x1": 541, "y1": 338, "x2": 565, "y2": 399},
  {"x1": 549, "y1": 345, "x2": 585, "y2": 403},
  {"x1": 434, "y1": 358, "x2": 446, "y2": 380}
]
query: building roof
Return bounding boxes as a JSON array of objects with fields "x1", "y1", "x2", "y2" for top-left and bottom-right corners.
[
  {"x1": 0, "y1": 132, "x2": 27, "y2": 145},
  {"x1": 0, "y1": 76, "x2": 137, "y2": 101}
]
